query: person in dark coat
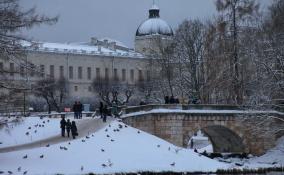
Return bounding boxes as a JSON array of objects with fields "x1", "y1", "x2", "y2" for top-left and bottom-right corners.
[
  {"x1": 71, "y1": 121, "x2": 78, "y2": 139},
  {"x1": 169, "y1": 96, "x2": 175, "y2": 104},
  {"x1": 73, "y1": 101, "x2": 78, "y2": 119},
  {"x1": 66, "y1": 119, "x2": 71, "y2": 137},
  {"x1": 99, "y1": 101, "x2": 104, "y2": 118},
  {"x1": 102, "y1": 105, "x2": 108, "y2": 123},
  {"x1": 78, "y1": 101, "x2": 83, "y2": 119},
  {"x1": 164, "y1": 96, "x2": 169, "y2": 104},
  {"x1": 60, "y1": 116, "x2": 66, "y2": 137}
]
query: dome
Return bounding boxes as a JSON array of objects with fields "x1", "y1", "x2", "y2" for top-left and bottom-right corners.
[{"x1": 136, "y1": 4, "x2": 173, "y2": 36}]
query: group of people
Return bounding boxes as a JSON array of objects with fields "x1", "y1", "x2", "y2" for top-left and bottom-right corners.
[
  {"x1": 72, "y1": 101, "x2": 83, "y2": 119},
  {"x1": 164, "y1": 95, "x2": 180, "y2": 104},
  {"x1": 60, "y1": 116, "x2": 78, "y2": 139}
]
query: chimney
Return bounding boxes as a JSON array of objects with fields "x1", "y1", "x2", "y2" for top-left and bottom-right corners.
[{"x1": 91, "y1": 37, "x2": 98, "y2": 45}]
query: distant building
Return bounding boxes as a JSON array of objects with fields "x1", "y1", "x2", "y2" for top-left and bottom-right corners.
[{"x1": 0, "y1": 3, "x2": 173, "y2": 100}]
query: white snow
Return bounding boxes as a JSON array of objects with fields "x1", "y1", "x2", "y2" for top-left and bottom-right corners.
[
  {"x1": 137, "y1": 18, "x2": 173, "y2": 36},
  {"x1": 0, "y1": 119, "x2": 228, "y2": 174},
  {"x1": 122, "y1": 108, "x2": 283, "y2": 118},
  {"x1": 0, "y1": 116, "x2": 60, "y2": 148}
]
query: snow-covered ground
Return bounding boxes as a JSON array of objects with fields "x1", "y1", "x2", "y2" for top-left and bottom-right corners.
[
  {"x1": 0, "y1": 116, "x2": 283, "y2": 174},
  {"x1": 0, "y1": 116, "x2": 60, "y2": 148}
]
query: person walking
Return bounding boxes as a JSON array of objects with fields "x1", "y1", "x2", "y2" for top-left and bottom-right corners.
[
  {"x1": 102, "y1": 105, "x2": 108, "y2": 123},
  {"x1": 99, "y1": 101, "x2": 103, "y2": 118},
  {"x1": 66, "y1": 119, "x2": 71, "y2": 137},
  {"x1": 71, "y1": 121, "x2": 78, "y2": 139},
  {"x1": 60, "y1": 116, "x2": 66, "y2": 137},
  {"x1": 78, "y1": 101, "x2": 83, "y2": 119},
  {"x1": 73, "y1": 101, "x2": 78, "y2": 119}
]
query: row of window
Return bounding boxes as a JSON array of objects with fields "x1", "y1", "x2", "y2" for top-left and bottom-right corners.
[{"x1": 0, "y1": 62, "x2": 151, "y2": 82}]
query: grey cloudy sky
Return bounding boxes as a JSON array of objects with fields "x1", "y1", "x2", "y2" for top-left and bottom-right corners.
[{"x1": 20, "y1": 0, "x2": 271, "y2": 48}]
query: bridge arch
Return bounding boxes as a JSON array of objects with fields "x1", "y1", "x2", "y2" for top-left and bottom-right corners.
[{"x1": 186, "y1": 125, "x2": 245, "y2": 153}]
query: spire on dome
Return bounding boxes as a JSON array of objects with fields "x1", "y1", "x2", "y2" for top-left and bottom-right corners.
[{"x1": 149, "y1": 1, "x2": 160, "y2": 18}]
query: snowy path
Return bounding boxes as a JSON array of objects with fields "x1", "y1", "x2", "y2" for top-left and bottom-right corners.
[{"x1": 0, "y1": 117, "x2": 113, "y2": 153}]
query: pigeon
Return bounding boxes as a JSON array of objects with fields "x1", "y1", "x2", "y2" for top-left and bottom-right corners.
[
  {"x1": 108, "y1": 159, "x2": 113, "y2": 167},
  {"x1": 105, "y1": 129, "x2": 108, "y2": 132},
  {"x1": 8, "y1": 171, "x2": 12, "y2": 174},
  {"x1": 17, "y1": 167, "x2": 21, "y2": 172},
  {"x1": 113, "y1": 129, "x2": 116, "y2": 132},
  {"x1": 28, "y1": 127, "x2": 31, "y2": 129},
  {"x1": 0, "y1": 142, "x2": 2, "y2": 144},
  {"x1": 81, "y1": 139, "x2": 86, "y2": 142},
  {"x1": 168, "y1": 147, "x2": 171, "y2": 151},
  {"x1": 101, "y1": 164, "x2": 107, "y2": 168},
  {"x1": 23, "y1": 171, "x2": 28, "y2": 175},
  {"x1": 101, "y1": 149, "x2": 105, "y2": 152},
  {"x1": 118, "y1": 124, "x2": 123, "y2": 129},
  {"x1": 106, "y1": 135, "x2": 110, "y2": 138},
  {"x1": 80, "y1": 166, "x2": 84, "y2": 171},
  {"x1": 110, "y1": 139, "x2": 115, "y2": 142},
  {"x1": 108, "y1": 124, "x2": 111, "y2": 127},
  {"x1": 0, "y1": 171, "x2": 4, "y2": 174},
  {"x1": 170, "y1": 162, "x2": 175, "y2": 166},
  {"x1": 47, "y1": 120, "x2": 50, "y2": 122},
  {"x1": 23, "y1": 154, "x2": 28, "y2": 159},
  {"x1": 68, "y1": 142, "x2": 71, "y2": 145},
  {"x1": 157, "y1": 145, "x2": 160, "y2": 148},
  {"x1": 60, "y1": 146, "x2": 64, "y2": 150},
  {"x1": 40, "y1": 154, "x2": 44, "y2": 158},
  {"x1": 124, "y1": 125, "x2": 128, "y2": 128},
  {"x1": 86, "y1": 136, "x2": 90, "y2": 139},
  {"x1": 43, "y1": 121, "x2": 45, "y2": 124},
  {"x1": 116, "y1": 129, "x2": 120, "y2": 132},
  {"x1": 46, "y1": 144, "x2": 50, "y2": 147},
  {"x1": 137, "y1": 131, "x2": 141, "y2": 134},
  {"x1": 91, "y1": 134, "x2": 94, "y2": 137},
  {"x1": 63, "y1": 147, "x2": 68, "y2": 150},
  {"x1": 25, "y1": 132, "x2": 29, "y2": 135},
  {"x1": 34, "y1": 130, "x2": 37, "y2": 133}
]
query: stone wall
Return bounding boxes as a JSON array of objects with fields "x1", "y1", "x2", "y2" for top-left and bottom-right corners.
[{"x1": 123, "y1": 111, "x2": 284, "y2": 155}]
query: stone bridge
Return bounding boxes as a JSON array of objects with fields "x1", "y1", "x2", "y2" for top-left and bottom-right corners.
[{"x1": 121, "y1": 104, "x2": 284, "y2": 155}]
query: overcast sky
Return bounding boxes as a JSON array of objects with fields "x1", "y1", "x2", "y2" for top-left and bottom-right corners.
[{"x1": 20, "y1": 0, "x2": 272, "y2": 48}]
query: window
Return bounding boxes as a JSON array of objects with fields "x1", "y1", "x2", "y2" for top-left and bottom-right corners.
[
  {"x1": 78, "y1": 66, "x2": 82, "y2": 79},
  {"x1": 60, "y1": 66, "x2": 64, "y2": 78},
  {"x1": 30, "y1": 64, "x2": 35, "y2": 77},
  {"x1": 105, "y1": 68, "x2": 109, "y2": 81},
  {"x1": 50, "y1": 65, "x2": 54, "y2": 78},
  {"x1": 146, "y1": 70, "x2": 151, "y2": 81},
  {"x1": 130, "y1": 69, "x2": 134, "y2": 82},
  {"x1": 87, "y1": 67, "x2": 91, "y2": 80},
  {"x1": 114, "y1": 68, "x2": 118, "y2": 81},
  {"x1": 138, "y1": 70, "x2": 143, "y2": 82},
  {"x1": 74, "y1": 86, "x2": 78, "y2": 92},
  {"x1": 122, "y1": 69, "x2": 126, "y2": 81},
  {"x1": 20, "y1": 65, "x2": 25, "y2": 77},
  {"x1": 69, "y1": 66, "x2": 73, "y2": 79},
  {"x1": 40, "y1": 65, "x2": 45, "y2": 77},
  {"x1": 96, "y1": 68, "x2": 100, "y2": 80},
  {"x1": 0, "y1": 62, "x2": 3, "y2": 74},
  {"x1": 10, "y1": 63, "x2": 14, "y2": 76}
]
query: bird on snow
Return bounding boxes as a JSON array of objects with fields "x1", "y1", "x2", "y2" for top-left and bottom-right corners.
[
  {"x1": 60, "y1": 146, "x2": 64, "y2": 150},
  {"x1": 7, "y1": 171, "x2": 12, "y2": 174},
  {"x1": 106, "y1": 135, "x2": 110, "y2": 138},
  {"x1": 110, "y1": 139, "x2": 115, "y2": 142},
  {"x1": 124, "y1": 125, "x2": 128, "y2": 128},
  {"x1": 91, "y1": 134, "x2": 94, "y2": 137},
  {"x1": 101, "y1": 149, "x2": 105, "y2": 152},
  {"x1": 118, "y1": 124, "x2": 123, "y2": 129},
  {"x1": 86, "y1": 136, "x2": 90, "y2": 139},
  {"x1": 82, "y1": 139, "x2": 86, "y2": 142},
  {"x1": 40, "y1": 154, "x2": 44, "y2": 158},
  {"x1": 170, "y1": 162, "x2": 175, "y2": 166},
  {"x1": 137, "y1": 130, "x2": 141, "y2": 134},
  {"x1": 157, "y1": 145, "x2": 160, "y2": 148},
  {"x1": 0, "y1": 171, "x2": 4, "y2": 174},
  {"x1": 43, "y1": 121, "x2": 45, "y2": 124},
  {"x1": 23, "y1": 171, "x2": 28, "y2": 175},
  {"x1": 47, "y1": 120, "x2": 50, "y2": 122},
  {"x1": 168, "y1": 147, "x2": 171, "y2": 151},
  {"x1": 63, "y1": 147, "x2": 68, "y2": 150},
  {"x1": 0, "y1": 142, "x2": 2, "y2": 144},
  {"x1": 25, "y1": 132, "x2": 29, "y2": 135},
  {"x1": 105, "y1": 129, "x2": 108, "y2": 132},
  {"x1": 34, "y1": 130, "x2": 37, "y2": 133},
  {"x1": 46, "y1": 144, "x2": 50, "y2": 147},
  {"x1": 108, "y1": 124, "x2": 111, "y2": 127},
  {"x1": 80, "y1": 166, "x2": 84, "y2": 171},
  {"x1": 17, "y1": 167, "x2": 21, "y2": 172},
  {"x1": 101, "y1": 164, "x2": 107, "y2": 168},
  {"x1": 68, "y1": 142, "x2": 71, "y2": 145},
  {"x1": 23, "y1": 154, "x2": 28, "y2": 159},
  {"x1": 113, "y1": 129, "x2": 116, "y2": 132},
  {"x1": 108, "y1": 159, "x2": 113, "y2": 167},
  {"x1": 28, "y1": 127, "x2": 31, "y2": 130}
]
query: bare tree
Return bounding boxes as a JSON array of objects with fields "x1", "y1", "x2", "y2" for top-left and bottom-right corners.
[{"x1": 215, "y1": 0, "x2": 259, "y2": 104}]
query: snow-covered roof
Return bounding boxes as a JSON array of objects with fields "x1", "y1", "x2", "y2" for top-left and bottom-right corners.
[
  {"x1": 150, "y1": 4, "x2": 159, "y2": 10},
  {"x1": 25, "y1": 40, "x2": 144, "y2": 59},
  {"x1": 99, "y1": 37, "x2": 129, "y2": 48},
  {"x1": 136, "y1": 18, "x2": 173, "y2": 36}
]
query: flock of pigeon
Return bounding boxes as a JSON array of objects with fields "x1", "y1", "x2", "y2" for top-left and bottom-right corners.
[{"x1": 0, "y1": 120, "x2": 186, "y2": 174}]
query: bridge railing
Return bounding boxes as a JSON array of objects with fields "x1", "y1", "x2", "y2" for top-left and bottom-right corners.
[{"x1": 122, "y1": 104, "x2": 241, "y2": 114}]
